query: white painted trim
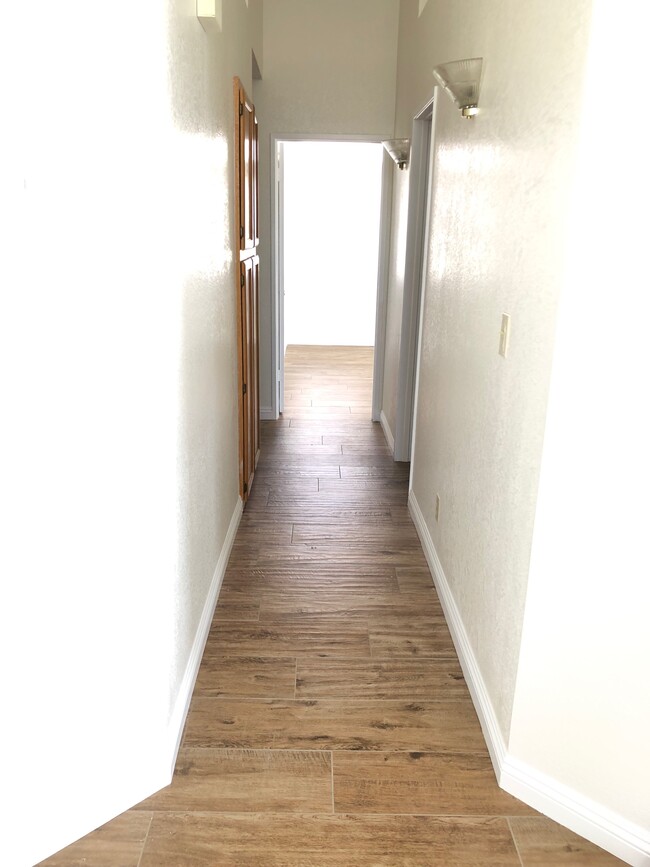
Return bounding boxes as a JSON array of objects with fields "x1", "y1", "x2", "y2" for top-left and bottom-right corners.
[
  {"x1": 379, "y1": 410, "x2": 395, "y2": 454},
  {"x1": 408, "y1": 100, "x2": 438, "y2": 488},
  {"x1": 260, "y1": 406, "x2": 274, "y2": 420},
  {"x1": 270, "y1": 132, "x2": 388, "y2": 426},
  {"x1": 408, "y1": 488, "x2": 650, "y2": 867},
  {"x1": 502, "y1": 758, "x2": 650, "y2": 867},
  {"x1": 394, "y1": 98, "x2": 435, "y2": 462},
  {"x1": 371, "y1": 153, "x2": 394, "y2": 422},
  {"x1": 270, "y1": 139, "x2": 282, "y2": 420},
  {"x1": 272, "y1": 133, "x2": 385, "y2": 145},
  {"x1": 276, "y1": 140, "x2": 285, "y2": 417},
  {"x1": 407, "y1": 489, "x2": 506, "y2": 770},
  {"x1": 166, "y1": 496, "x2": 244, "y2": 771}
]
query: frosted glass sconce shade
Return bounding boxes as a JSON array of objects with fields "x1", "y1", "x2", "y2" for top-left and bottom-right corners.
[
  {"x1": 432, "y1": 57, "x2": 483, "y2": 118},
  {"x1": 382, "y1": 139, "x2": 411, "y2": 170}
]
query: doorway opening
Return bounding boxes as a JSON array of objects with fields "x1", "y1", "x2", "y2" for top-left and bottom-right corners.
[{"x1": 271, "y1": 137, "x2": 385, "y2": 420}]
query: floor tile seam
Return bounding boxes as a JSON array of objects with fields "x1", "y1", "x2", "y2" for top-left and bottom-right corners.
[
  {"x1": 505, "y1": 817, "x2": 527, "y2": 867},
  {"x1": 292, "y1": 697, "x2": 474, "y2": 703},
  {"x1": 369, "y1": 647, "x2": 460, "y2": 660},
  {"x1": 175, "y1": 746, "x2": 335, "y2": 753},
  {"x1": 137, "y1": 808, "x2": 518, "y2": 819},
  {"x1": 189, "y1": 697, "x2": 476, "y2": 704},
  {"x1": 135, "y1": 812, "x2": 154, "y2": 867},
  {"x1": 212, "y1": 615, "x2": 261, "y2": 622},
  {"x1": 199, "y1": 654, "x2": 460, "y2": 661},
  {"x1": 200, "y1": 653, "x2": 456, "y2": 662},
  {"x1": 327, "y1": 748, "x2": 495, "y2": 758},
  {"x1": 180, "y1": 747, "x2": 493, "y2": 758},
  {"x1": 248, "y1": 615, "x2": 448, "y2": 624},
  {"x1": 192, "y1": 696, "x2": 474, "y2": 703},
  {"x1": 205, "y1": 633, "x2": 374, "y2": 641}
]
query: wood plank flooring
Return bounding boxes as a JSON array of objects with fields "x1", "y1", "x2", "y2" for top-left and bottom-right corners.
[{"x1": 38, "y1": 345, "x2": 625, "y2": 866}]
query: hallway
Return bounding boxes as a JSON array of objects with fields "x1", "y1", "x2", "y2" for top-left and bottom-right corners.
[{"x1": 38, "y1": 346, "x2": 623, "y2": 865}]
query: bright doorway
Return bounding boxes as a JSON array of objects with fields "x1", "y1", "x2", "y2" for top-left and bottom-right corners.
[{"x1": 272, "y1": 137, "x2": 385, "y2": 417}]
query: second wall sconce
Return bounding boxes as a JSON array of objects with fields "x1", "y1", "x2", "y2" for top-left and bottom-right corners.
[
  {"x1": 432, "y1": 57, "x2": 483, "y2": 119},
  {"x1": 382, "y1": 139, "x2": 411, "y2": 170}
]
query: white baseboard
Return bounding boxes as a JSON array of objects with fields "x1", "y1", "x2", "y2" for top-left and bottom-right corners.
[
  {"x1": 260, "y1": 406, "x2": 275, "y2": 420},
  {"x1": 502, "y1": 756, "x2": 650, "y2": 867},
  {"x1": 407, "y1": 490, "x2": 507, "y2": 771},
  {"x1": 408, "y1": 488, "x2": 649, "y2": 867},
  {"x1": 167, "y1": 496, "x2": 243, "y2": 771},
  {"x1": 380, "y1": 410, "x2": 395, "y2": 454}
]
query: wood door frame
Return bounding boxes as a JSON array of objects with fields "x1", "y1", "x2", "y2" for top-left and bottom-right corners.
[
  {"x1": 234, "y1": 76, "x2": 259, "y2": 501},
  {"x1": 269, "y1": 132, "x2": 387, "y2": 422}
]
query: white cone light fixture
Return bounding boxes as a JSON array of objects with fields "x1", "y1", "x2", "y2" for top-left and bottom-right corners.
[
  {"x1": 382, "y1": 138, "x2": 411, "y2": 170},
  {"x1": 432, "y1": 57, "x2": 483, "y2": 119}
]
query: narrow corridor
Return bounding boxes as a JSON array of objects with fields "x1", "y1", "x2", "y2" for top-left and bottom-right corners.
[{"x1": 39, "y1": 346, "x2": 624, "y2": 865}]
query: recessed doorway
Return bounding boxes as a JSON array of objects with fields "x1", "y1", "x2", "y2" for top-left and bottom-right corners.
[{"x1": 271, "y1": 137, "x2": 385, "y2": 419}]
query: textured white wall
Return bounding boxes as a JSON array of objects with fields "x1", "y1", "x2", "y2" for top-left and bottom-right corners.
[
  {"x1": 283, "y1": 141, "x2": 383, "y2": 348},
  {"x1": 404, "y1": 0, "x2": 592, "y2": 737},
  {"x1": 381, "y1": 165, "x2": 410, "y2": 439},
  {"x1": 0, "y1": 1, "x2": 259, "y2": 864},
  {"x1": 404, "y1": 0, "x2": 650, "y2": 851},
  {"x1": 255, "y1": 0, "x2": 400, "y2": 410},
  {"x1": 509, "y1": 0, "x2": 650, "y2": 832}
]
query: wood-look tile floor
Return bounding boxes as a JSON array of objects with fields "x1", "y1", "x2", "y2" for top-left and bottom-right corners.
[{"x1": 39, "y1": 346, "x2": 625, "y2": 865}]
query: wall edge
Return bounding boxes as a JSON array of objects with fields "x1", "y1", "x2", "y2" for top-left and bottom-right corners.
[{"x1": 408, "y1": 489, "x2": 649, "y2": 867}]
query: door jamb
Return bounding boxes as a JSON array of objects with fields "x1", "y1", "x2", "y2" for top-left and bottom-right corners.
[
  {"x1": 371, "y1": 151, "x2": 395, "y2": 422},
  {"x1": 270, "y1": 132, "x2": 387, "y2": 421},
  {"x1": 393, "y1": 96, "x2": 436, "y2": 461}
]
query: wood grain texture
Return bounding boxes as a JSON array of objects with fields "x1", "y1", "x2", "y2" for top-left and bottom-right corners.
[
  {"x1": 369, "y1": 614, "x2": 457, "y2": 657},
  {"x1": 140, "y1": 813, "x2": 523, "y2": 866},
  {"x1": 221, "y1": 567, "x2": 401, "y2": 594},
  {"x1": 42, "y1": 348, "x2": 616, "y2": 865},
  {"x1": 296, "y1": 657, "x2": 469, "y2": 700},
  {"x1": 36, "y1": 811, "x2": 152, "y2": 867},
  {"x1": 333, "y1": 751, "x2": 536, "y2": 815},
  {"x1": 211, "y1": 593, "x2": 260, "y2": 622},
  {"x1": 183, "y1": 698, "x2": 487, "y2": 752},
  {"x1": 292, "y1": 523, "x2": 421, "y2": 546},
  {"x1": 206, "y1": 619, "x2": 371, "y2": 657},
  {"x1": 396, "y1": 565, "x2": 437, "y2": 592},
  {"x1": 508, "y1": 817, "x2": 628, "y2": 865},
  {"x1": 193, "y1": 655, "x2": 297, "y2": 699},
  {"x1": 135, "y1": 749, "x2": 332, "y2": 813},
  {"x1": 258, "y1": 590, "x2": 444, "y2": 620}
]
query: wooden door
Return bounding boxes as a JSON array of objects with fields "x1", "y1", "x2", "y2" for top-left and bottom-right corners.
[{"x1": 234, "y1": 77, "x2": 260, "y2": 502}]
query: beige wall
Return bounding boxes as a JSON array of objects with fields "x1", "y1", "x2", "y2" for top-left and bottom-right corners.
[
  {"x1": 509, "y1": 0, "x2": 650, "y2": 834},
  {"x1": 404, "y1": 0, "x2": 649, "y2": 855},
  {"x1": 2, "y1": 1, "x2": 260, "y2": 864},
  {"x1": 405, "y1": 0, "x2": 591, "y2": 738},
  {"x1": 254, "y1": 0, "x2": 400, "y2": 411}
]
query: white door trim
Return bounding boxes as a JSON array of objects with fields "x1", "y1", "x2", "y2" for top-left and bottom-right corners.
[
  {"x1": 393, "y1": 97, "x2": 435, "y2": 461},
  {"x1": 371, "y1": 151, "x2": 395, "y2": 422},
  {"x1": 270, "y1": 132, "x2": 388, "y2": 421}
]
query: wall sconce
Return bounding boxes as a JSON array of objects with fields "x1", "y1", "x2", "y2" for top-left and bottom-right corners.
[
  {"x1": 432, "y1": 58, "x2": 483, "y2": 119},
  {"x1": 382, "y1": 139, "x2": 411, "y2": 170}
]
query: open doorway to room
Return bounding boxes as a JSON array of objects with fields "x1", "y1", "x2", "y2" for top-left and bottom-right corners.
[{"x1": 271, "y1": 138, "x2": 385, "y2": 421}]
